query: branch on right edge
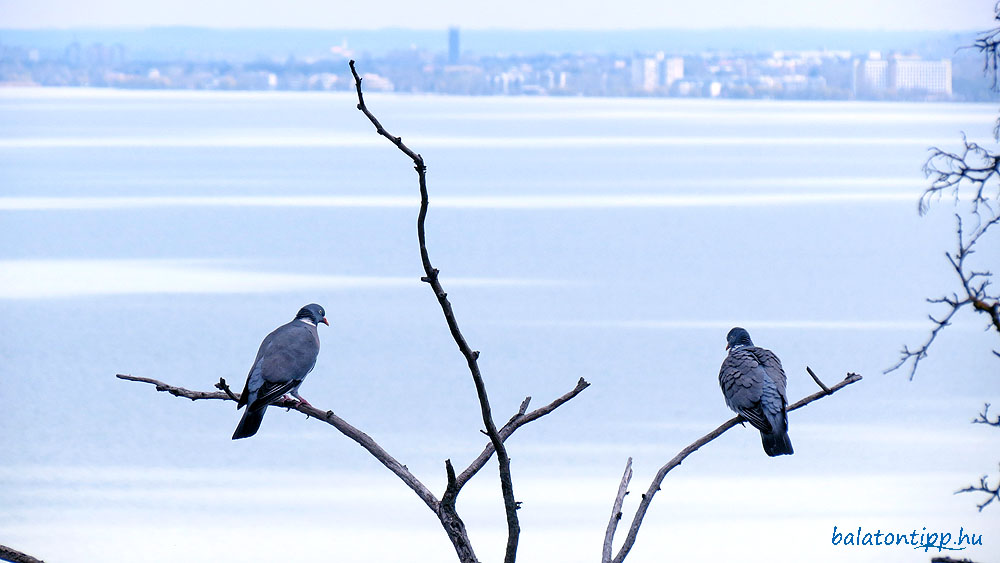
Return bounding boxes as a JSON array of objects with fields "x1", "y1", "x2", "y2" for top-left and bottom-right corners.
[
  {"x1": 955, "y1": 403, "x2": 1000, "y2": 511},
  {"x1": 603, "y1": 369, "x2": 862, "y2": 563},
  {"x1": 885, "y1": 213, "x2": 1000, "y2": 379},
  {"x1": 956, "y1": 471, "x2": 1000, "y2": 512}
]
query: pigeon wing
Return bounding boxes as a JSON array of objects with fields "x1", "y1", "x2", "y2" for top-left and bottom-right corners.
[
  {"x1": 237, "y1": 329, "x2": 280, "y2": 409},
  {"x1": 244, "y1": 321, "x2": 319, "y2": 411},
  {"x1": 753, "y1": 347, "x2": 788, "y2": 401},
  {"x1": 719, "y1": 349, "x2": 773, "y2": 433}
]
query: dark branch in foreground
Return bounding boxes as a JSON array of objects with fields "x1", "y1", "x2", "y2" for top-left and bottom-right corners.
[
  {"x1": 602, "y1": 369, "x2": 862, "y2": 563},
  {"x1": 349, "y1": 59, "x2": 524, "y2": 563},
  {"x1": 0, "y1": 544, "x2": 45, "y2": 563}
]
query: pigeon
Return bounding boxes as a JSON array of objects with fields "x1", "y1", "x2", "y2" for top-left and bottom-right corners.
[
  {"x1": 718, "y1": 327, "x2": 794, "y2": 457},
  {"x1": 232, "y1": 304, "x2": 329, "y2": 440}
]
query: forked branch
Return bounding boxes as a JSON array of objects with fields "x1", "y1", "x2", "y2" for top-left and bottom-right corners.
[
  {"x1": 603, "y1": 369, "x2": 862, "y2": 563},
  {"x1": 118, "y1": 371, "x2": 587, "y2": 563},
  {"x1": 349, "y1": 59, "x2": 524, "y2": 563}
]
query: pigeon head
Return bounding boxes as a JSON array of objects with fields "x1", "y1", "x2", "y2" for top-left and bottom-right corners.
[
  {"x1": 725, "y1": 327, "x2": 753, "y2": 350},
  {"x1": 296, "y1": 303, "x2": 329, "y2": 326}
]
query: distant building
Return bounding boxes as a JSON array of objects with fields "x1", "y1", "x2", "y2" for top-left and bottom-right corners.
[
  {"x1": 630, "y1": 53, "x2": 683, "y2": 93},
  {"x1": 631, "y1": 55, "x2": 660, "y2": 92},
  {"x1": 892, "y1": 57, "x2": 952, "y2": 95},
  {"x1": 854, "y1": 52, "x2": 889, "y2": 95},
  {"x1": 448, "y1": 27, "x2": 460, "y2": 64},
  {"x1": 664, "y1": 56, "x2": 684, "y2": 88},
  {"x1": 854, "y1": 52, "x2": 952, "y2": 97}
]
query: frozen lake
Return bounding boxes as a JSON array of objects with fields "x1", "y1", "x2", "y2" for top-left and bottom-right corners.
[{"x1": 0, "y1": 88, "x2": 997, "y2": 562}]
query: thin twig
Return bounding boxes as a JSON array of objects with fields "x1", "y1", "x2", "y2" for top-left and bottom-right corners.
[
  {"x1": 805, "y1": 366, "x2": 830, "y2": 393},
  {"x1": 350, "y1": 59, "x2": 522, "y2": 563},
  {"x1": 452, "y1": 377, "x2": 590, "y2": 492},
  {"x1": 609, "y1": 371, "x2": 862, "y2": 563}
]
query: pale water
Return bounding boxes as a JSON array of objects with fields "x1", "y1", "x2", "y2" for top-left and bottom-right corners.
[{"x1": 1, "y1": 89, "x2": 998, "y2": 562}]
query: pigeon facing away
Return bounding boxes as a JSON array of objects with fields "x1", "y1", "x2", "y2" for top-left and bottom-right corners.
[
  {"x1": 232, "y1": 304, "x2": 329, "y2": 440},
  {"x1": 718, "y1": 327, "x2": 794, "y2": 456}
]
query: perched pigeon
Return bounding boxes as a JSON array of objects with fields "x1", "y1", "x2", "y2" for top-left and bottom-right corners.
[
  {"x1": 718, "y1": 327, "x2": 794, "y2": 457},
  {"x1": 232, "y1": 304, "x2": 329, "y2": 440}
]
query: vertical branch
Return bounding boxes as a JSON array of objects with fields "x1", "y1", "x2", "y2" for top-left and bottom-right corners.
[
  {"x1": 349, "y1": 60, "x2": 521, "y2": 563},
  {"x1": 602, "y1": 457, "x2": 633, "y2": 563}
]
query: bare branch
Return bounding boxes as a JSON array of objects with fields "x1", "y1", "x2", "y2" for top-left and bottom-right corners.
[
  {"x1": 886, "y1": 213, "x2": 1000, "y2": 378},
  {"x1": 609, "y1": 371, "x2": 862, "y2": 563},
  {"x1": 117, "y1": 374, "x2": 441, "y2": 511},
  {"x1": 452, "y1": 377, "x2": 591, "y2": 492},
  {"x1": 956, "y1": 470, "x2": 1000, "y2": 511},
  {"x1": 350, "y1": 59, "x2": 523, "y2": 563},
  {"x1": 805, "y1": 366, "x2": 830, "y2": 393},
  {"x1": 0, "y1": 544, "x2": 45, "y2": 563},
  {"x1": 602, "y1": 457, "x2": 633, "y2": 563},
  {"x1": 921, "y1": 136, "x2": 1000, "y2": 215},
  {"x1": 117, "y1": 374, "x2": 233, "y2": 401},
  {"x1": 973, "y1": 403, "x2": 1000, "y2": 426}
]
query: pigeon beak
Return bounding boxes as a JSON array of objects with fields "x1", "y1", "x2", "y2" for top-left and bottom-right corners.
[
  {"x1": 725, "y1": 343, "x2": 730, "y2": 350},
  {"x1": 321, "y1": 317, "x2": 329, "y2": 326}
]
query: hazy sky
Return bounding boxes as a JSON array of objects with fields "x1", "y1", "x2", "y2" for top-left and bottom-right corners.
[{"x1": 0, "y1": 0, "x2": 991, "y2": 30}]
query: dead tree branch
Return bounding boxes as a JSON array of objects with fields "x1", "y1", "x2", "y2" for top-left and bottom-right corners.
[
  {"x1": 922, "y1": 136, "x2": 1000, "y2": 216},
  {"x1": 603, "y1": 369, "x2": 862, "y2": 563},
  {"x1": 956, "y1": 471, "x2": 1000, "y2": 511},
  {"x1": 886, "y1": 213, "x2": 1000, "y2": 378},
  {"x1": 892, "y1": 0, "x2": 1000, "y2": 516},
  {"x1": 0, "y1": 544, "x2": 45, "y2": 563},
  {"x1": 118, "y1": 372, "x2": 586, "y2": 562},
  {"x1": 119, "y1": 374, "x2": 440, "y2": 510},
  {"x1": 954, "y1": 403, "x2": 1000, "y2": 511},
  {"x1": 349, "y1": 59, "x2": 524, "y2": 563},
  {"x1": 118, "y1": 61, "x2": 591, "y2": 563},
  {"x1": 973, "y1": 403, "x2": 1000, "y2": 426}
]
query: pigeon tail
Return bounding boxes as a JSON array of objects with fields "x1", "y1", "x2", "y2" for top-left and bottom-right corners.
[
  {"x1": 761, "y1": 430, "x2": 794, "y2": 457},
  {"x1": 232, "y1": 406, "x2": 266, "y2": 440}
]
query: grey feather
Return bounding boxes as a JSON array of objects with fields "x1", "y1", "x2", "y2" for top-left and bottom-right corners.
[
  {"x1": 233, "y1": 304, "x2": 327, "y2": 440},
  {"x1": 718, "y1": 328, "x2": 793, "y2": 457}
]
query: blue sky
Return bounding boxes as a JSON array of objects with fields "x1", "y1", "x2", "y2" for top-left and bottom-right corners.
[{"x1": 0, "y1": 0, "x2": 991, "y2": 30}]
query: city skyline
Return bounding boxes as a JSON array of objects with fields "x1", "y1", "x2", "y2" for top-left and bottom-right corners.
[{"x1": 0, "y1": 0, "x2": 989, "y2": 31}]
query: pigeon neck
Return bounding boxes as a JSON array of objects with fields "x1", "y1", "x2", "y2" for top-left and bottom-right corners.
[
  {"x1": 297, "y1": 318, "x2": 316, "y2": 327},
  {"x1": 730, "y1": 342, "x2": 752, "y2": 350}
]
